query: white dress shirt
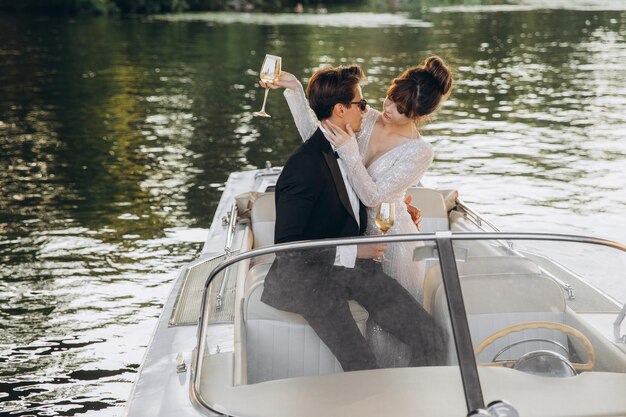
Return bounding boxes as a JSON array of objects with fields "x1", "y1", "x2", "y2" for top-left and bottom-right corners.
[{"x1": 319, "y1": 126, "x2": 359, "y2": 269}]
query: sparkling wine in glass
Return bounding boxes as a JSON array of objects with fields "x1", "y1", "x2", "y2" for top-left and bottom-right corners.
[
  {"x1": 253, "y1": 54, "x2": 282, "y2": 118},
  {"x1": 374, "y1": 202, "x2": 395, "y2": 262}
]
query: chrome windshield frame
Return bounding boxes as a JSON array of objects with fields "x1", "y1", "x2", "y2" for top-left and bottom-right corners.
[{"x1": 192, "y1": 231, "x2": 626, "y2": 416}]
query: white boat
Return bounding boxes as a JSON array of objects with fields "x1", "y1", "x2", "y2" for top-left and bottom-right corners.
[{"x1": 124, "y1": 166, "x2": 626, "y2": 417}]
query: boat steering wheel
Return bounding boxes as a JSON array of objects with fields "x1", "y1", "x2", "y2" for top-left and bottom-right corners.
[{"x1": 475, "y1": 321, "x2": 595, "y2": 372}]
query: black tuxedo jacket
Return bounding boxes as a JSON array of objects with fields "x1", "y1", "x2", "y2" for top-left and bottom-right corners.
[{"x1": 261, "y1": 128, "x2": 367, "y2": 314}]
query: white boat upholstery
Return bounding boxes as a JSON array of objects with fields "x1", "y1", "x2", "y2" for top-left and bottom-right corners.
[
  {"x1": 458, "y1": 256, "x2": 542, "y2": 276},
  {"x1": 426, "y1": 257, "x2": 568, "y2": 364},
  {"x1": 243, "y1": 262, "x2": 369, "y2": 384},
  {"x1": 251, "y1": 187, "x2": 454, "y2": 243},
  {"x1": 251, "y1": 192, "x2": 276, "y2": 249},
  {"x1": 245, "y1": 194, "x2": 370, "y2": 384},
  {"x1": 423, "y1": 256, "x2": 542, "y2": 312},
  {"x1": 405, "y1": 187, "x2": 450, "y2": 233}
]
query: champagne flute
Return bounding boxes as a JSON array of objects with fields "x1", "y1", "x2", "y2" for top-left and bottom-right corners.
[
  {"x1": 374, "y1": 202, "x2": 395, "y2": 262},
  {"x1": 253, "y1": 54, "x2": 282, "y2": 118}
]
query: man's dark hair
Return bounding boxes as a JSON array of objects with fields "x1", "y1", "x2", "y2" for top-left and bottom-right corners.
[{"x1": 306, "y1": 65, "x2": 365, "y2": 120}]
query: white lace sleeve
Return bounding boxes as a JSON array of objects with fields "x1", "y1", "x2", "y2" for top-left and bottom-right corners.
[
  {"x1": 283, "y1": 84, "x2": 319, "y2": 142},
  {"x1": 336, "y1": 139, "x2": 434, "y2": 207}
]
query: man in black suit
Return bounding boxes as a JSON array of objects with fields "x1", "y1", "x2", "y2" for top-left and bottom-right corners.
[{"x1": 261, "y1": 65, "x2": 446, "y2": 371}]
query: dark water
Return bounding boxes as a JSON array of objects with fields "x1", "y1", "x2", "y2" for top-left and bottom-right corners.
[{"x1": 1, "y1": 3, "x2": 626, "y2": 415}]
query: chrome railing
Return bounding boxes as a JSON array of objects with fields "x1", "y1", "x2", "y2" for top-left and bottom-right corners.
[{"x1": 615, "y1": 303, "x2": 626, "y2": 344}]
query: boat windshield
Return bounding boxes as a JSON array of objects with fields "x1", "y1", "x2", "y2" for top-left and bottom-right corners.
[
  {"x1": 457, "y1": 237, "x2": 626, "y2": 416},
  {"x1": 193, "y1": 234, "x2": 626, "y2": 417}
]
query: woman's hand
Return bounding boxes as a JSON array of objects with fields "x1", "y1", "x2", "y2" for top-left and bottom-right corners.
[
  {"x1": 405, "y1": 195, "x2": 422, "y2": 231},
  {"x1": 321, "y1": 120, "x2": 356, "y2": 148},
  {"x1": 356, "y1": 242, "x2": 388, "y2": 260},
  {"x1": 259, "y1": 71, "x2": 301, "y2": 91}
]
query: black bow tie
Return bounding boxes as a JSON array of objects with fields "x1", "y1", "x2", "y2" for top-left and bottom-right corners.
[{"x1": 334, "y1": 151, "x2": 340, "y2": 159}]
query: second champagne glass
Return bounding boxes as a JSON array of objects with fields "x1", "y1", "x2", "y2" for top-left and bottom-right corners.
[
  {"x1": 374, "y1": 202, "x2": 395, "y2": 262},
  {"x1": 253, "y1": 54, "x2": 282, "y2": 118}
]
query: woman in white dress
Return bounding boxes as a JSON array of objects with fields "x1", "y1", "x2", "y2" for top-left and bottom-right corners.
[{"x1": 264, "y1": 56, "x2": 453, "y2": 303}]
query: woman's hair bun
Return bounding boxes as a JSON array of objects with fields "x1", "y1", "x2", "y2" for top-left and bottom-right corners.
[
  {"x1": 424, "y1": 56, "x2": 452, "y2": 95},
  {"x1": 386, "y1": 55, "x2": 452, "y2": 118}
]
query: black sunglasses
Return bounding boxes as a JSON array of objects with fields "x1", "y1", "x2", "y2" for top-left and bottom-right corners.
[{"x1": 349, "y1": 99, "x2": 368, "y2": 111}]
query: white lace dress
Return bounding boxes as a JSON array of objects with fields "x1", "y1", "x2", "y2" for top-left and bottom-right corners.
[{"x1": 284, "y1": 86, "x2": 434, "y2": 302}]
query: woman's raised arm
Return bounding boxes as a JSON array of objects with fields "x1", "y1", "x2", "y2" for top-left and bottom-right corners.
[{"x1": 260, "y1": 71, "x2": 318, "y2": 142}]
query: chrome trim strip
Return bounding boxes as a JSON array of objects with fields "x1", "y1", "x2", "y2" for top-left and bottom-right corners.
[
  {"x1": 615, "y1": 304, "x2": 626, "y2": 344},
  {"x1": 223, "y1": 203, "x2": 238, "y2": 257},
  {"x1": 215, "y1": 263, "x2": 230, "y2": 311},
  {"x1": 217, "y1": 203, "x2": 239, "y2": 309},
  {"x1": 456, "y1": 199, "x2": 501, "y2": 232}
]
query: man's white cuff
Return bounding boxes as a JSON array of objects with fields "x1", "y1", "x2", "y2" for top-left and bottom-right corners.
[{"x1": 334, "y1": 244, "x2": 357, "y2": 268}]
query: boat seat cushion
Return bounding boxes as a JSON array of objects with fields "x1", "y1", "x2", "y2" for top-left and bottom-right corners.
[
  {"x1": 405, "y1": 187, "x2": 450, "y2": 233},
  {"x1": 252, "y1": 188, "x2": 450, "y2": 247},
  {"x1": 427, "y1": 261, "x2": 567, "y2": 364},
  {"x1": 423, "y1": 256, "x2": 543, "y2": 313},
  {"x1": 251, "y1": 192, "x2": 276, "y2": 249},
  {"x1": 244, "y1": 262, "x2": 369, "y2": 384}
]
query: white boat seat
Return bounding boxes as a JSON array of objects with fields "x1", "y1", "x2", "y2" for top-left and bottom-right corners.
[
  {"x1": 426, "y1": 257, "x2": 567, "y2": 364},
  {"x1": 423, "y1": 256, "x2": 543, "y2": 312},
  {"x1": 253, "y1": 188, "x2": 453, "y2": 242},
  {"x1": 458, "y1": 255, "x2": 542, "y2": 276},
  {"x1": 244, "y1": 262, "x2": 369, "y2": 384},
  {"x1": 405, "y1": 187, "x2": 451, "y2": 233},
  {"x1": 251, "y1": 192, "x2": 276, "y2": 249},
  {"x1": 249, "y1": 192, "x2": 277, "y2": 266}
]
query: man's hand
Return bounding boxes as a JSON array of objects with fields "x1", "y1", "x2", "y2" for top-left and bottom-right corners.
[
  {"x1": 356, "y1": 243, "x2": 388, "y2": 260},
  {"x1": 405, "y1": 195, "x2": 421, "y2": 231}
]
